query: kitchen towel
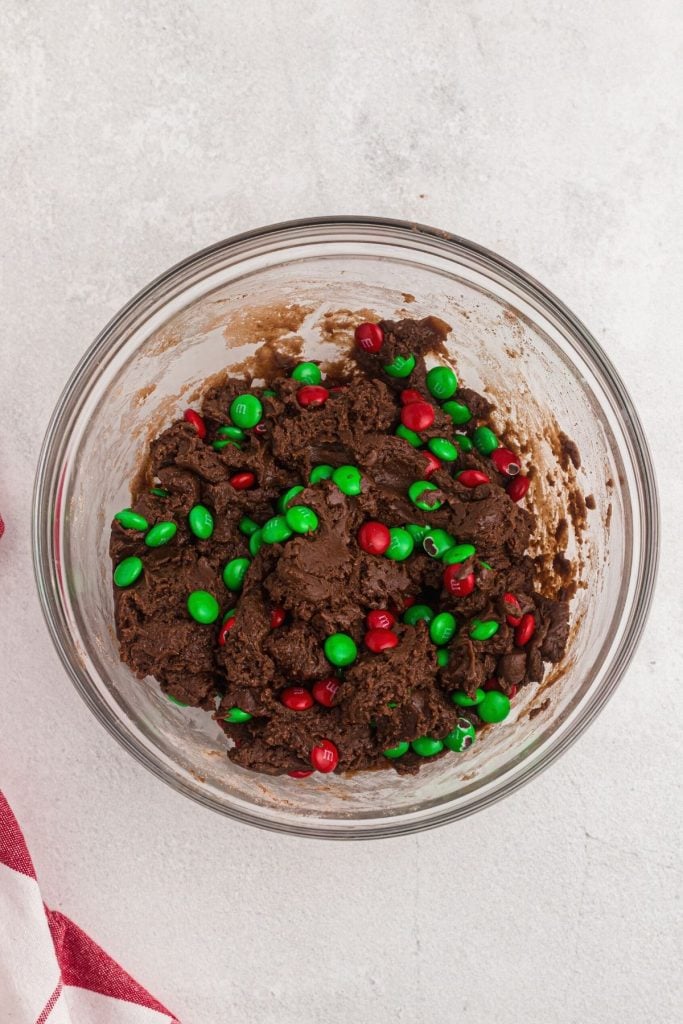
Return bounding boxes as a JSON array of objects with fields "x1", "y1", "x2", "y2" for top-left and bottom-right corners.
[{"x1": 0, "y1": 791, "x2": 179, "y2": 1023}]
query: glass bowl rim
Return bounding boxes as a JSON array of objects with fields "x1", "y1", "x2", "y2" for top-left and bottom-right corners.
[{"x1": 32, "y1": 215, "x2": 660, "y2": 839}]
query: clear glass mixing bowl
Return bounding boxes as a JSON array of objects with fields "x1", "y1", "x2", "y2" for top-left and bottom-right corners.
[{"x1": 32, "y1": 217, "x2": 659, "y2": 838}]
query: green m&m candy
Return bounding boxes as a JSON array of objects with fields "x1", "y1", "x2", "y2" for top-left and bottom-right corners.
[
  {"x1": 114, "y1": 508, "x2": 149, "y2": 531},
  {"x1": 403, "y1": 603, "x2": 434, "y2": 626},
  {"x1": 223, "y1": 607, "x2": 237, "y2": 621},
  {"x1": 216, "y1": 425, "x2": 246, "y2": 442},
  {"x1": 149, "y1": 487, "x2": 169, "y2": 497},
  {"x1": 469, "y1": 619, "x2": 500, "y2": 641},
  {"x1": 442, "y1": 543, "x2": 476, "y2": 564},
  {"x1": 145, "y1": 521, "x2": 177, "y2": 547},
  {"x1": 452, "y1": 688, "x2": 485, "y2": 707},
  {"x1": 383, "y1": 741, "x2": 409, "y2": 759},
  {"x1": 405, "y1": 523, "x2": 429, "y2": 544},
  {"x1": 384, "y1": 353, "x2": 416, "y2": 378},
  {"x1": 229, "y1": 393, "x2": 262, "y2": 429},
  {"x1": 477, "y1": 690, "x2": 511, "y2": 723},
  {"x1": 443, "y1": 400, "x2": 471, "y2": 425},
  {"x1": 223, "y1": 557, "x2": 250, "y2": 591},
  {"x1": 167, "y1": 694, "x2": 188, "y2": 707},
  {"x1": 324, "y1": 633, "x2": 358, "y2": 666},
  {"x1": 188, "y1": 504, "x2": 214, "y2": 540},
  {"x1": 422, "y1": 528, "x2": 455, "y2": 558},
  {"x1": 239, "y1": 516, "x2": 260, "y2": 536},
  {"x1": 213, "y1": 425, "x2": 244, "y2": 451},
  {"x1": 285, "y1": 505, "x2": 319, "y2": 534},
  {"x1": 473, "y1": 425, "x2": 499, "y2": 455},
  {"x1": 249, "y1": 529, "x2": 263, "y2": 557},
  {"x1": 437, "y1": 649, "x2": 450, "y2": 667},
  {"x1": 395, "y1": 424, "x2": 423, "y2": 448},
  {"x1": 411, "y1": 736, "x2": 444, "y2": 757},
  {"x1": 428, "y1": 437, "x2": 459, "y2": 462},
  {"x1": 455, "y1": 433, "x2": 473, "y2": 453},
  {"x1": 261, "y1": 516, "x2": 293, "y2": 544},
  {"x1": 429, "y1": 612, "x2": 457, "y2": 646},
  {"x1": 443, "y1": 717, "x2": 476, "y2": 752},
  {"x1": 310, "y1": 464, "x2": 334, "y2": 483},
  {"x1": 224, "y1": 707, "x2": 253, "y2": 723},
  {"x1": 291, "y1": 362, "x2": 322, "y2": 385},
  {"x1": 332, "y1": 465, "x2": 362, "y2": 496},
  {"x1": 187, "y1": 590, "x2": 220, "y2": 624},
  {"x1": 408, "y1": 480, "x2": 443, "y2": 511},
  {"x1": 426, "y1": 365, "x2": 458, "y2": 400},
  {"x1": 385, "y1": 526, "x2": 414, "y2": 561},
  {"x1": 262, "y1": 389, "x2": 277, "y2": 398},
  {"x1": 277, "y1": 485, "x2": 305, "y2": 512},
  {"x1": 113, "y1": 556, "x2": 143, "y2": 588}
]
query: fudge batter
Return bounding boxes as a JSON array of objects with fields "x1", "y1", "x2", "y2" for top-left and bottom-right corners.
[{"x1": 110, "y1": 316, "x2": 570, "y2": 777}]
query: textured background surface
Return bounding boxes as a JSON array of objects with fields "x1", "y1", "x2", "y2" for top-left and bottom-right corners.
[{"x1": 1, "y1": 2, "x2": 681, "y2": 1022}]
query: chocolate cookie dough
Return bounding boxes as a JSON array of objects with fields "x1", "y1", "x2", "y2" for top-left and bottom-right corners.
[{"x1": 110, "y1": 316, "x2": 571, "y2": 777}]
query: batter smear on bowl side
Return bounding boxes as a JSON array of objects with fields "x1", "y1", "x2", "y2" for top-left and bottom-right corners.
[{"x1": 110, "y1": 316, "x2": 571, "y2": 777}]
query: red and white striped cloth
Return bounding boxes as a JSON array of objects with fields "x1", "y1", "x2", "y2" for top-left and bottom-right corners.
[{"x1": 0, "y1": 791, "x2": 179, "y2": 1023}]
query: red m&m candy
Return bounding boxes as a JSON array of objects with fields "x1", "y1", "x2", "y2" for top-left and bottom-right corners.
[
  {"x1": 515, "y1": 613, "x2": 536, "y2": 646},
  {"x1": 443, "y1": 566, "x2": 475, "y2": 598},
  {"x1": 422, "y1": 451, "x2": 442, "y2": 477},
  {"x1": 183, "y1": 408, "x2": 206, "y2": 439},
  {"x1": 365, "y1": 628, "x2": 399, "y2": 653},
  {"x1": 310, "y1": 739, "x2": 339, "y2": 773},
  {"x1": 400, "y1": 389, "x2": 423, "y2": 405},
  {"x1": 401, "y1": 401, "x2": 435, "y2": 432},
  {"x1": 358, "y1": 521, "x2": 391, "y2": 555},
  {"x1": 312, "y1": 678, "x2": 339, "y2": 707},
  {"x1": 297, "y1": 385, "x2": 329, "y2": 407},
  {"x1": 354, "y1": 322, "x2": 384, "y2": 353},
  {"x1": 507, "y1": 475, "x2": 530, "y2": 502},
  {"x1": 367, "y1": 609, "x2": 396, "y2": 631},
  {"x1": 270, "y1": 607, "x2": 286, "y2": 629},
  {"x1": 458, "y1": 469, "x2": 490, "y2": 488},
  {"x1": 491, "y1": 448, "x2": 521, "y2": 476},
  {"x1": 281, "y1": 687, "x2": 314, "y2": 711},
  {"x1": 288, "y1": 769, "x2": 313, "y2": 779},
  {"x1": 218, "y1": 616, "x2": 237, "y2": 645},
  {"x1": 230, "y1": 472, "x2": 256, "y2": 490},
  {"x1": 503, "y1": 593, "x2": 523, "y2": 626}
]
